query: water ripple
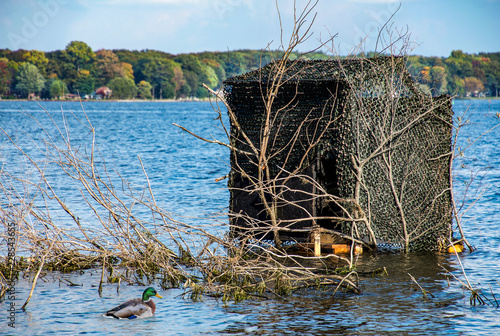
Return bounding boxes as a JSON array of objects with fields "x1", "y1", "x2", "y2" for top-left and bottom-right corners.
[{"x1": 0, "y1": 100, "x2": 499, "y2": 335}]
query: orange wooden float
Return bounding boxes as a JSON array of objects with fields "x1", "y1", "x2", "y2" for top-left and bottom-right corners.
[
  {"x1": 447, "y1": 242, "x2": 464, "y2": 253},
  {"x1": 298, "y1": 243, "x2": 363, "y2": 255}
]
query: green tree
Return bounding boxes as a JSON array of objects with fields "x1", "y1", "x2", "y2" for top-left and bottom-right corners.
[
  {"x1": 478, "y1": 54, "x2": 500, "y2": 97},
  {"x1": 46, "y1": 49, "x2": 78, "y2": 89},
  {"x1": 139, "y1": 58, "x2": 177, "y2": 99},
  {"x1": 446, "y1": 50, "x2": 474, "y2": 78},
  {"x1": 45, "y1": 50, "x2": 65, "y2": 79},
  {"x1": 60, "y1": 62, "x2": 78, "y2": 89},
  {"x1": 22, "y1": 50, "x2": 49, "y2": 75},
  {"x1": 473, "y1": 65, "x2": 486, "y2": 84},
  {"x1": 3, "y1": 46, "x2": 499, "y2": 99},
  {"x1": 0, "y1": 58, "x2": 12, "y2": 95},
  {"x1": 137, "y1": 80, "x2": 152, "y2": 99},
  {"x1": 174, "y1": 54, "x2": 210, "y2": 97},
  {"x1": 179, "y1": 70, "x2": 195, "y2": 97},
  {"x1": 172, "y1": 65, "x2": 186, "y2": 96},
  {"x1": 429, "y1": 66, "x2": 447, "y2": 95},
  {"x1": 447, "y1": 75, "x2": 465, "y2": 96},
  {"x1": 202, "y1": 57, "x2": 224, "y2": 84},
  {"x1": 74, "y1": 69, "x2": 94, "y2": 95},
  {"x1": 450, "y1": 50, "x2": 466, "y2": 59},
  {"x1": 217, "y1": 51, "x2": 246, "y2": 78},
  {"x1": 485, "y1": 73, "x2": 499, "y2": 97},
  {"x1": 40, "y1": 77, "x2": 54, "y2": 99},
  {"x1": 49, "y1": 79, "x2": 68, "y2": 98},
  {"x1": 203, "y1": 65, "x2": 218, "y2": 88},
  {"x1": 15, "y1": 62, "x2": 45, "y2": 98},
  {"x1": 63, "y1": 41, "x2": 96, "y2": 71},
  {"x1": 108, "y1": 76, "x2": 137, "y2": 99}
]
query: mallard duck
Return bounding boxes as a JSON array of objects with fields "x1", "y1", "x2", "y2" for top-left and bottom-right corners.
[{"x1": 104, "y1": 287, "x2": 163, "y2": 319}]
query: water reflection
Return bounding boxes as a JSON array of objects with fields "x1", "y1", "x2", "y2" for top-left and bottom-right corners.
[{"x1": 222, "y1": 252, "x2": 463, "y2": 335}]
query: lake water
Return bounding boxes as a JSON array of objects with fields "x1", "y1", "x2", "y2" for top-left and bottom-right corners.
[{"x1": 0, "y1": 99, "x2": 499, "y2": 335}]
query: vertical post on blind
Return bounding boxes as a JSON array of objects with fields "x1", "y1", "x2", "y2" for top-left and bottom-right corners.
[
  {"x1": 314, "y1": 229, "x2": 321, "y2": 256},
  {"x1": 313, "y1": 150, "x2": 321, "y2": 256}
]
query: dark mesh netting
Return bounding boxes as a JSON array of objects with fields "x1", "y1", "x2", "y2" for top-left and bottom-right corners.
[{"x1": 223, "y1": 57, "x2": 453, "y2": 251}]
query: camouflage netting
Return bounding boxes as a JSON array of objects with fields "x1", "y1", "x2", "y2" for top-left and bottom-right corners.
[{"x1": 223, "y1": 57, "x2": 453, "y2": 251}]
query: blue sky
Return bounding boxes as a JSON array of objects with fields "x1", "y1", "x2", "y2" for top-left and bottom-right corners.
[{"x1": 1, "y1": 0, "x2": 498, "y2": 57}]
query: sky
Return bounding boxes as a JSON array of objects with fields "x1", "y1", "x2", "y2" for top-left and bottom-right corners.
[{"x1": 0, "y1": 0, "x2": 499, "y2": 57}]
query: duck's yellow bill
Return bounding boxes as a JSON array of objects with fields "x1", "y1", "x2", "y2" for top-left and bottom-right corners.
[{"x1": 155, "y1": 294, "x2": 163, "y2": 299}]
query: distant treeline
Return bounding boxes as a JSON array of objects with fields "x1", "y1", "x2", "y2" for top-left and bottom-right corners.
[{"x1": 0, "y1": 41, "x2": 498, "y2": 99}]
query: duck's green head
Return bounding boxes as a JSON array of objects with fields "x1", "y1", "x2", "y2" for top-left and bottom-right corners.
[{"x1": 142, "y1": 287, "x2": 163, "y2": 301}]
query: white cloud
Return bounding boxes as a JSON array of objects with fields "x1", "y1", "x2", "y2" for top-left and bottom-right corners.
[
  {"x1": 63, "y1": 1, "x2": 204, "y2": 52},
  {"x1": 346, "y1": 0, "x2": 400, "y2": 3},
  {"x1": 77, "y1": 0, "x2": 206, "y2": 5}
]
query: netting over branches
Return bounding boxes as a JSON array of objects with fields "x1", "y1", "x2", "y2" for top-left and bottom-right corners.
[{"x1": 224, "y1": 57, "x2": 453, "y2": 251}]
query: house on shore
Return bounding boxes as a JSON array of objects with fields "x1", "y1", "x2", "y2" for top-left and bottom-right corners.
[{"x1": 92, "y1": 87, "x2": 112, "y2": 99}]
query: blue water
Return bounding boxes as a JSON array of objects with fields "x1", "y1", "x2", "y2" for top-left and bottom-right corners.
[{"x1": 0, "y1": 99, "x2": 499, "y2": 335}]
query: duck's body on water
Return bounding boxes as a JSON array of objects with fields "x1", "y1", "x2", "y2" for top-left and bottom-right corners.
[{"x1": 104, "y1": 287, "x2": 163, "y2": 319}]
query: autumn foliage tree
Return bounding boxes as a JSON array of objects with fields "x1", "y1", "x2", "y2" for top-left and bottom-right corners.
[
  {"x1": 93, "y1": 49, "x2": 134, "y2": 88},
  {"x1": 0, "y1": 40, "x2": 498, "y2": 99},
  {"x1": 0, "y1": 58, "x2": 12, "y2": 95},
  {"x1": 464, "y1": 77, "x2": 485, "y2": 95},
  {"x1": 94, "y1": 49, "x2": 121, "y2": 86},
  {"x1": 22, "y1": 50, "x2": 48, "y2": 76}
]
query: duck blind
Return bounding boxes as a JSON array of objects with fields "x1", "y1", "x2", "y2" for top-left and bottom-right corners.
[{"x1": 223, "y1": 57, "x2": 453, "y2": 251}]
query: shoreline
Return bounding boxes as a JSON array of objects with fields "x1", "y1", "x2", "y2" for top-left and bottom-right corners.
[
  {"x1": 0, "y1": 97, "x2": 498, "y2": 103},
  {"x1": 454, "y1": 97, "x2": 500, "y2": 100},
  {"x1": 0, "y1": 98, "x2": 212, "y2": 103}
]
